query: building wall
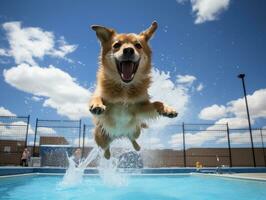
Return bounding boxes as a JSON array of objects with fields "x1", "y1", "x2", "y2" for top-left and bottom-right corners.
[
  {"x1": 40, "y1": 136, "x2": 69, "y2": 145},
  {"x1": 0, "y1": 140, "x2": 25, "y2": 166}
]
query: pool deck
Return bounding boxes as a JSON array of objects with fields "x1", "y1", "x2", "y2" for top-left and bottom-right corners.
[{"x1": 214, "y1": 173, "x2": 266, "y2": 181}]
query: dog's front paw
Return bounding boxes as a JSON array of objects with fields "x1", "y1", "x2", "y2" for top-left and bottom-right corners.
[
  {"x1": 159, "y1": 105, "x2": 178, "y2": 118},
  {"x1": 89, "y1": 104, "x2": 106, "y2": 115}
]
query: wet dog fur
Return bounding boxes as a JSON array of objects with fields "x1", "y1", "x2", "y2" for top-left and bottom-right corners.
[{"x1": 89, "y1": 21, "x2": 177, "y2": 159}]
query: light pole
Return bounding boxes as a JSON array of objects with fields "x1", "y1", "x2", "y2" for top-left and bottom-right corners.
[{"x1": 238, "y1": 73, "x2": 256, "y2": 167}]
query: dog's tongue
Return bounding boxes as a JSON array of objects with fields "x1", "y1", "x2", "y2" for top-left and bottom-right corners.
[{"x1": 121, "y1": 62, "x2": 134, "y2": 80}]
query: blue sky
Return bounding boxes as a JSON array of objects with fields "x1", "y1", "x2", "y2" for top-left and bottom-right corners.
[{"x1": 0, "y1": 0, "x2": 266, "y2": 148}]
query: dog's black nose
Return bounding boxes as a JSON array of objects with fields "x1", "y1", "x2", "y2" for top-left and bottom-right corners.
[{"x1": 123, "y1": 47, "x2": 134, "y2": 57}]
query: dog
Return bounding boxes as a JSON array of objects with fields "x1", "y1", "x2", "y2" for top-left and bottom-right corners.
[{"x1": 89, "y1": 21, "x2": 178, "y2": 159}]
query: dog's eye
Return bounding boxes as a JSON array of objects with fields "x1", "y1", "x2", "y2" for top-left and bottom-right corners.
[
  {"x1": 113, "y1": 42, "x2": 121, "y2": 49},
  {"x1": 134, "y1": 43, "x2": 142, "y2": 49}
]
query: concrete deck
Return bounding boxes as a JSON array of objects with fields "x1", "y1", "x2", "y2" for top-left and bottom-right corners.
[{"x1": 213, "y1": 173, "x2": 266, "y2": 181}]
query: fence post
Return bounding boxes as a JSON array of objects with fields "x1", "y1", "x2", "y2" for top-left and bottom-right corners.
[
  {"x1": 33, "y1": 118, "x2": 38, "y2": 156},
  {"x1": 260, "y1": 128, "x2": 266, "y2": 167},
  {"x1": 24, "y1": 115, "x2": 30, "y2": 148},
  {"x1": 182, "y1": 122, "x2": 187, "y2": 167},
  {"x1": 226, "y1": 123, "x2": 232, "y2": 167},
  {"x1": 78, "y1": 120, "x2": 82, "y2": 148},
  {"x1": 250, "y1": 129, "x2": 256, "y2": 167},
  {"x1": 82, "y1": 124, "x2": 86, "y2": 158}
]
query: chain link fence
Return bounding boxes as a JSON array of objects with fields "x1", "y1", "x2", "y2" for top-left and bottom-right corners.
[
  {"x1": 0, "y1": 115, "x2": 265, "y2": 167},
  {"x1": 32, "y1": 119, "x2": 81, "y2": 156},
  {"x1": 0, "y1": 116, "x2": 30, "y2": 166},
  {"x1": 229, "y1": 128, "x2": 266, "y2": 167}
]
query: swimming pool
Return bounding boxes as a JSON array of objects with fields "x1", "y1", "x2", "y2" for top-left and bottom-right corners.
[{"x1": 0, "y1": 174, "x2": 265, "y2": 200}]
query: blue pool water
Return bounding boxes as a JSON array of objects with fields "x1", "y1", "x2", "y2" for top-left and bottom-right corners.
[{"x1": 0, "y1": 175, "x2": 265, "y2": 200}]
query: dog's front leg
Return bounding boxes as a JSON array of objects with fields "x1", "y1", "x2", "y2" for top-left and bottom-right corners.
[
  {"x1": 153, "y1": 101, "x2": 178, "y2": 118},
  {"x1": 89, "y1": 96, "x2": 106, "y2": 115},
  {"x1": 138, "y1": 101, "x2": 178, "y2": 118}
]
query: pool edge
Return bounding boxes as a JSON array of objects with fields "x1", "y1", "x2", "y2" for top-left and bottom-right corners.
[{"x1": 1, "y1": 167, "x2": 266, "y2": 181}]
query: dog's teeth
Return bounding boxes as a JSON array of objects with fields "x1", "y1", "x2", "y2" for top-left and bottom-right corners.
[{"x1": 131, "y1": 73, "x2": 134, "y2": 79}]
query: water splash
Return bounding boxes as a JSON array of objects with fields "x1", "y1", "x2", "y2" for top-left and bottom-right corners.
[
  {"x1": 59, "y1": 148, "x2": 99, "y2": 188},
  {"x1": 59, "y1": 146, "x2": 130, "y2": 189},
  {"x1": 98, "y1": 155, "x2": 128, "y2": 187},
  {"x1": 78, "y1": 148, "x2": 99, "y2": 169}
]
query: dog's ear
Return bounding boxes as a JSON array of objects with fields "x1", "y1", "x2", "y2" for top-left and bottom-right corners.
[
  {"x1": 91, "y1": 25, "x2": 115, "y2": 43},
  {"x1": 140, "y1": 21, "x2": 158, "y2": 41}
]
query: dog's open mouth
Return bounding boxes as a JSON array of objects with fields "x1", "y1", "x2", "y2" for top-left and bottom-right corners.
[{"x1": 116, "y1": 60, "x2": 139, "y2": 83}]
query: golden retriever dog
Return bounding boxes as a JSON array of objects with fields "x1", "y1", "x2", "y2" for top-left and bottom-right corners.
[{"x1": 89, "y1": 21, "x2": 178, "y2": 159}]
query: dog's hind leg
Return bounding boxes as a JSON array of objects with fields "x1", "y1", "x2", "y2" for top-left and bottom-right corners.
[
  {"x1": 94, "y1": 125, "x2": 111, "y2": 159},
  {"x1": 132, "y1": 140, "x2": 141, "y2": 151},
  {"x1": 131, "y1": 126, "x2": 141, "y2": 151}
]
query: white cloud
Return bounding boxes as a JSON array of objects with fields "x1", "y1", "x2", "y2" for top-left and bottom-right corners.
[
  {"x1": 168, "y1": 133, "x2": 183, "y2": 149},
  {"x1": 31, "y1": 96, "x2": 42, "y2": 102},
  {"x1": 3, "y1": 63, "x2": 91, "y2": 119},
  {"x1": 149, "y1": 69, "x2": 194, "y2": 128},
  {"x1": 0, "y1": 22, "x2": 89, "y2": 120},
  {"x1": 0, "y1": 106, "x2": 16, "y2": 116},
  {"x1": 38, "y1": 127, "x2": 56, "y2": 136},
  {"x1": 144, "y1": 69, "x2": 199, "y2": 149},
  {"x1": 169, "y1": 124, "x2": 226, "y2": 148},
  {"x1": 1, "y1": 21, "x2": 77, "y2": 65},
  {"x1": 0, "y1": 48, "x2": 9, "y2": 56},
  {"x1": 3, "y1": 21, "x2": 53, "y2": 65},
  {"x1": 0, "y1": 121, "x2": 34, "y2": 140},
  {"x1": 169, "y1": 126, "x2": 264, "y2": 149},
  {"x1": 148, "y1": 140, "x2": 164, "y2": 149},
  {"x1": 227, "y1": 89, "x2": 266, "y2": 119},
  {"x1": 215, "y1": 117, "x2": 254, "y2": 129},
  {"x1": 196, "y1": 83, "x2": 204, "y2": 91},
  {"x1": 199, "y1": 88, "x2": 266, "y2": 126},
  {"x1": 0, "y1": 109, "x2": 34, "y2": 139},
  {"x1": 188, "y1": 88, "x2": 266, "y2": 147},
  {"x1": 199, "y1": 104, "x2": 227, "y2": 120},
  {"x1": 191, "y1": 0, "x2": 230, "y2": 24},
  {"x1": 50, "y1": 36, "x2": 77, "y2": 62},
  {"x1": 176, "y1": 74, "x2": 196, "y2": 85},
  {"x1": 139, "y1": 135, "x2": 165, "y2": 149},
  {"x1": 216, "y1": 130, "x2": 263, "y2": 145},
  {"x1": 177, "y1": 0, "x2": 230, "y2": 24}
]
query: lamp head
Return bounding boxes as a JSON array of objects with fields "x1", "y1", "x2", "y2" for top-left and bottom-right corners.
[{"x1": 238, "y1": 74, "x2": 245, "y2": 79}]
